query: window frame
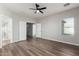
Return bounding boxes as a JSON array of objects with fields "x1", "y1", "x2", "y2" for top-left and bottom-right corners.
[{"x1": 62, "y1": 17, "x2": 74, "y2": 35}]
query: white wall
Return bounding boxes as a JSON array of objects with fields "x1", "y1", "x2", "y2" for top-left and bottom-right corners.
[
  {"x1": 19, "y1": 21, "x2": 26, "y2": 41},
  {"x1": 12, "y1": 17, "x2": 19, "y2": 42},
  {"x1": 38, "y1": 7, "x2": 79, "y2": 46}
]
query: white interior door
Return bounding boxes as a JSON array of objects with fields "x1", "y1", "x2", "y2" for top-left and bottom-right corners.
[
  {"x1": 33, "y1": 24, "x2": 36, "y2": 38},
  {"x1": 19, "y1": 21, "x2": 26, "y2": 41},
  {"x1": 33, "y1": 23, "x2": 41, "y2": 38},
  {"x1": 36, "y1": 23, "x2": 41, "y2": 38}
]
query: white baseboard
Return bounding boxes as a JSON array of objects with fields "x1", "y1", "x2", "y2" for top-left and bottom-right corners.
[
  {"x1": 0, "y1": 39, "x2": 26, "y2": 48},
  {"x1": 13, "y1": 39, "x2": 26, "y2": 43},
  {"x1": 42, "y1": 37, "x2": 79, "y2": 46}
]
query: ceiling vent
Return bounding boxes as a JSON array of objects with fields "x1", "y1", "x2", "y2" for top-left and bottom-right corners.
[{"x1": 64, "y1": 3, "x2": 70, "y2": 7}]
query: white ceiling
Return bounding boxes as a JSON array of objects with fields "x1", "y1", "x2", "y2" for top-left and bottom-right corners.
[{"x1": 0, "y1": 3, "x2": 79, "y2": 19}]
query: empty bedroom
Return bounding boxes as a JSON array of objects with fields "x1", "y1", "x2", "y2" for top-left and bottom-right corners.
[{"x1": 0, "y1": 3, "x2": 79, "y2": 56}]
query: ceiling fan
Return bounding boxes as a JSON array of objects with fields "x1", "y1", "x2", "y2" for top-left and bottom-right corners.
[{"x1": 29, "y1": 4, "x2": 47, "y2": 14}]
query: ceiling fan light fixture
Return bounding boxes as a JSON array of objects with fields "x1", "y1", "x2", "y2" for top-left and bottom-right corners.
[{"x1": 36, "y1": 10, "x2": 39, "y2": 13}]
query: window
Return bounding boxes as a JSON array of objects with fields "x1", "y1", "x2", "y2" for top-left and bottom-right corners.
[{"x1": 62, "y1": 17, "x2": 74, "y2": 35}]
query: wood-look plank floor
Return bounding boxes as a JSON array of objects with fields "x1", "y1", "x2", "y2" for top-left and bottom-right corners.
[{"x1": 0, "y1": 38, "x2": 79, "y2": 56}]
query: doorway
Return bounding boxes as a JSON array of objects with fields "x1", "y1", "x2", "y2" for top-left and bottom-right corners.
[
  {"x1": 26, "y1": 22, "x2": 41, "y2": 41},
  {"x1": 27, "y1": 23, "x2": 34, "y2": 41},
  {"x1": 0, "y1": 15, "x2": 13, "y2": 47}
]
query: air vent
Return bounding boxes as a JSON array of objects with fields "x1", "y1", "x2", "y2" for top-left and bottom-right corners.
[{"x1": 64, "y1": 3, "x2": 70, "y2": 7}]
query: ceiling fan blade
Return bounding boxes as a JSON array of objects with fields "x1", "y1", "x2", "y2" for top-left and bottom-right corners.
[
  {"x1": 29, "y1": 8, "x2": 36, "y2": 10},
  {"x1": 39, "y1": 10, "x2": 43, "y2": 14},
  {"x1": 35, "y1": 4, "x2": 39, "y2": 7},
  {"x1": 34, "y1": 11, "x2": 37, "y2": 13},
  {"x1": 39, "y1": 7, "x2": 47, "y2": 10},
  {"x1": 35, "y1": 4, "x2": 39, "y2": 10}
]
